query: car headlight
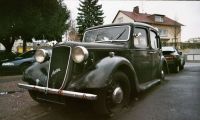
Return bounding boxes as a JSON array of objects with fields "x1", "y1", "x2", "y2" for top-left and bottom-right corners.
[
  {"x1": 72, "y1": 46, "x2": 89, "y2": 63},
  {"x1": 35, "y1": 49, "x2": 48, "y2": 63},
  {"x1": 2, "y1": 62, "x2": 15, "y2": 66}
]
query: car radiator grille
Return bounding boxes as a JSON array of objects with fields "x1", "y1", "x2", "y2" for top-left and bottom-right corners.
[{"x1": 48, "y1": 46, "x2": 71, "y2": 89}]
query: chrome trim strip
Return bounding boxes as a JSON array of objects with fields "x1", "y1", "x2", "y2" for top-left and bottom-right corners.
[
  {"x1": 83, "y1": 25, "x2": 131, "y2": 42},
  {"x1": 46, "y1": 50, "x2": 52, "y2": 89},
  {"x1": 18, "y1": 83, "x2": 97, "y2": 100}
]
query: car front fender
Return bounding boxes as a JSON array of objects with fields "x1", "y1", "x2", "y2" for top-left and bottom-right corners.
[
  {"x1": 68, "y1": 56, "x2": 138, "y2": 91},
  {"x1": 23, "y1": 61, "x2": 49, "y2": 86}
]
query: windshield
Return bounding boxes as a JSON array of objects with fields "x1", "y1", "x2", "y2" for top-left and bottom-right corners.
[
  {"x1": 162, "y1": 47, "x2": 176, "y2": 55},
  {"x1": 83, "y1": 25, "x2": 130, "y2": 43},
  {"x1": 162, "y1": 47, "x2": 175, "y2": 52}
]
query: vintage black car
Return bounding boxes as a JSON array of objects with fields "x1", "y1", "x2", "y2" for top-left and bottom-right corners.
[
  {"x1": 18, "y1": 23, "x2": 168, "y2": 115},
  {"x1": 162, "y1": 46, "x2": 185, "y2": 73}
]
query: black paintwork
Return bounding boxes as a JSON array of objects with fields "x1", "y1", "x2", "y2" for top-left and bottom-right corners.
[{"x1": 23, "y1": 22, "x2": 167, "y2": 102}]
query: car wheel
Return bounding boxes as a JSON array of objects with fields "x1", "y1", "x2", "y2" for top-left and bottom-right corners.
[
  {"x1": 174, "y1": 64, "x2": 180, "y2": 73},
  {"x1": 160, "y1": 66, "x2": 165, "y2": 83},
  {"x1": 180, "y1": 64, "x2": 184, "y2": 70},
  {"x1": 93, "y1": 71, "x2": 131, "y2": 116}
]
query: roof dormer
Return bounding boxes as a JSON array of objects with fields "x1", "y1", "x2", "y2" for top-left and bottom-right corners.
[{"x1": 154, "y1": 14, "x2": 165, "y2": 22}]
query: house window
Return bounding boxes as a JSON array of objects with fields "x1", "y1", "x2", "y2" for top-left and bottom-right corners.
[
  {"x1": 155, "y1": 16, "x2": 164, "y2": 22},
  {"x1": 117, "y1": 17, "x2": 123, "y2": 23},
  {"x1": 158, "y1": 28, "x2": 168, "y2": 37}
]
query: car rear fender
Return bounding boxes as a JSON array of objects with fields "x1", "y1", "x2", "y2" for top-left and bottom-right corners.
[{"x1": 161, "y1": 56, "x2": 169, "y2": 74}]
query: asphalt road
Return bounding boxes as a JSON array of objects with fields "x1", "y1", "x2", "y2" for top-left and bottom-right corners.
[{"x1": 0, "y1": 62, "x2": 200, "y2": 120}]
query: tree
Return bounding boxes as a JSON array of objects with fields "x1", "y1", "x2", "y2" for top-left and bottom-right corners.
[
  {"x1": 173, "y1": 16, "x2": 181, "y2": 48},
  {"x1": 67, "y1": 19, "x2": 80, "y2": 41},
  {"x1": 77, "y1": 0, "x2": 104, "y2": 39},
  {"x1": 0, "y1": 0, "x2": 70, "y2": 52}
]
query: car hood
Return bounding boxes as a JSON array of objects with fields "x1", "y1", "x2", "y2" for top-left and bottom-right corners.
[
  {"x1": 1, "y1": 57, "x2": 34, "y2": 63},
  {"x1": 58, "y1": 41, "x2": 128, "y2": 50}
]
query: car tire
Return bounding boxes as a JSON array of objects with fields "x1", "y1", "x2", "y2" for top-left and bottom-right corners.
[
  {"x1": 174, "y1": 64, "x2": 180, "y2": 73},
  {"x1": 159, "y1": 66, "x2": 165, "y2": 84},
  {"x1": 180, "y1": 64, "x2": 184, "y2": 70},
  {"x1": 93, "y1": 71, "x2": 131, "y2": 116}
]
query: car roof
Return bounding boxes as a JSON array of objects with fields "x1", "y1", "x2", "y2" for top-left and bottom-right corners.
[{"x1": 86, "y1": 22, "x2": 158, "y2": 32}]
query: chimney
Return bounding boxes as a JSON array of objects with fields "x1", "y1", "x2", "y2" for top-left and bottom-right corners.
[{"x1": 133, "y1": 6, "x2": 139, "y2": 14}]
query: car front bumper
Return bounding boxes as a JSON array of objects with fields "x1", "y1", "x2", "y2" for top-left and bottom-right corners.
[
  {"x1": 166, "y1": 60, "x2": 177, "y2": 67},
  {"x1": 18, "y1": 83, "x2": 97, "y2": 100}
]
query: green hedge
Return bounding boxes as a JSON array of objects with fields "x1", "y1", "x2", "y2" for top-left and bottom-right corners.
[{"x1": 162, "y1": 42, "x2": 200, "y2": 49}]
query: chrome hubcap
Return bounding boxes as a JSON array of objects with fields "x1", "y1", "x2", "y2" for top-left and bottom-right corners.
[
  {"x1": 161, "y1": 70, "x2": 164, "y2": 80},
  {"x1": 177, "y1": 66, "x2": 179, "y2": 72},
  {"x1": 112, "y1": 86, "x2": 123, "y2": 104}
]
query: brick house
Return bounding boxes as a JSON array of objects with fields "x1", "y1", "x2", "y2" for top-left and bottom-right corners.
[{"x1": 112, "y1": 6, "x2": 183, "y2": 47}]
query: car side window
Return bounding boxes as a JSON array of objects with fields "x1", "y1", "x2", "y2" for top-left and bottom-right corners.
[
  {"x1": 133, "y1": 28, "x2": 148, "y2": 48},
  {"x1": 150, "y1": 30, "x2": 158, "y2": 49}
]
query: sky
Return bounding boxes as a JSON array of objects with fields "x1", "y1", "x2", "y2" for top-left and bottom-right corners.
[{"x1": 63, "y1": 0, "x2": 200, "y2": 42}]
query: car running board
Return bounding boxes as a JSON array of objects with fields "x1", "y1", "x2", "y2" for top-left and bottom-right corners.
[{"x1": 138, "y1": 79, "x2": 161, "y2": 91}]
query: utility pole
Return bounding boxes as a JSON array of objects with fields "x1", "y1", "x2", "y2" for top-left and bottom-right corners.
[
  {"x1": 173, "y1": 15, "x2": 180, "y2": 49},
  {"x1": 174, "y1": 25, "x2": 177, "y2": 48}
]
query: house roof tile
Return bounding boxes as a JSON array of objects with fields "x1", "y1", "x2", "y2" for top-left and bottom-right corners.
[{"x1": 115, "y1": 10, "x2": 183, "y2": 26}]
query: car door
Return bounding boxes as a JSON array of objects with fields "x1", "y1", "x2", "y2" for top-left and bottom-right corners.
[
  {"x1": 149, "y1": 30, "x2": 162, "y2": 80},
  {"x1": 131, "y1": 26, "x2": 153, "y2": 83}
]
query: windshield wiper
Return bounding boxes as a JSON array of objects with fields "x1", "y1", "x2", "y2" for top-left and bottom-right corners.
[
  {"x1": 114, "y1": 28, "x2": 126, "y2": 40},
  {"x1": 96, "y1": 40, "x2": 113, "y2": 43}
]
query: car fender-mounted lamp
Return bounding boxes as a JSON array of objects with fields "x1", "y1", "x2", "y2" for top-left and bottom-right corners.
[
  {"x1": 35, "y1": 49, "x2": 50, "y2": 63},
  {"x1": 109, "y1": 52, "x2": 115, "y2": 57},
  {"x1": 72, "y1": 46, "x2": 89, "y2": 63}
]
